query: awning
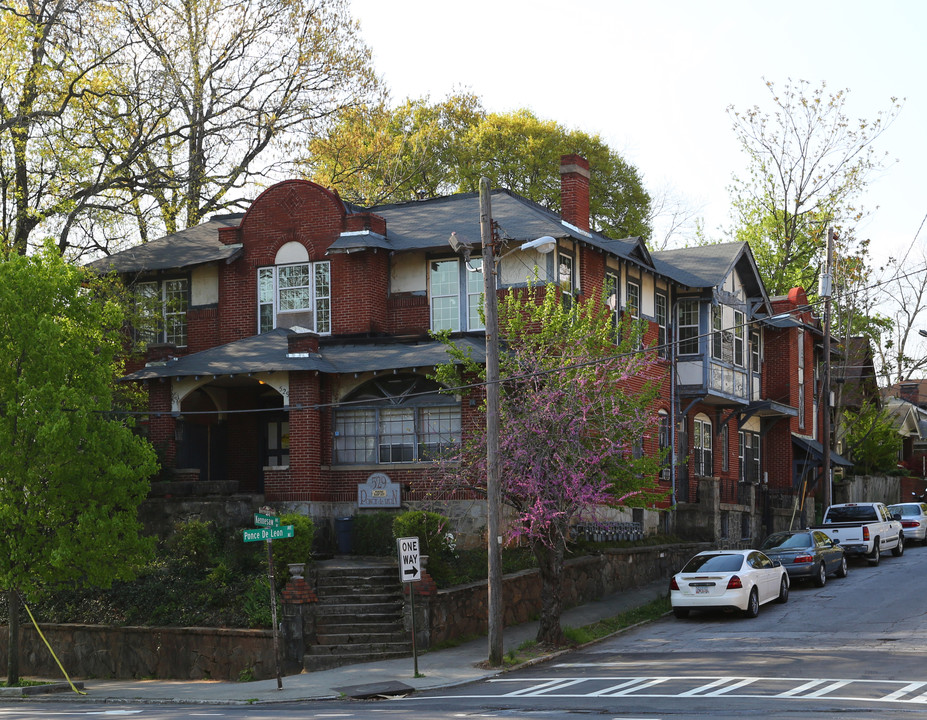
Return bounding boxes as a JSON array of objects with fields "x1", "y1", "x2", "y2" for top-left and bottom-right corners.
[{"x1": 792, "y1": 433, "x2": 853, "y2": 468}]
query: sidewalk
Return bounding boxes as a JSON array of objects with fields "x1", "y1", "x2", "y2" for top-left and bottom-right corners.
[{"x1": 14, "y1": 579, "x2": 668, "y2": 705}]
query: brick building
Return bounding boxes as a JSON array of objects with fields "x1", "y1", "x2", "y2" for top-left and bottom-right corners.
[{"x1": 90, "y1": 155, "x2": 845, "y2": 540}]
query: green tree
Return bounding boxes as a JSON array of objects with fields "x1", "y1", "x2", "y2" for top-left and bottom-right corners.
[
  {"x1": 0, "y1": 245, "x2": 158, "y2": 684},
  {"x1": 120, "y1": 0, "x2": 378, "y2": 239},
  {"x1": 726, "y1": 79, "x2": 901, "y2": 296},
  {"x1": 306, "y1": 98, "x2": 653, "y2": 240},
  {"x1": 842, "y1": 403, "x2": 902, "y2": 475},
  {"x1": 433, "y1": 284, "x2": 664, "y2": 646}
]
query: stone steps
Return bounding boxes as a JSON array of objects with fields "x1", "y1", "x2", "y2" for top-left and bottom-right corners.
[{"x1": 305, "y1": 561, "x2": 412, "y2": 672}]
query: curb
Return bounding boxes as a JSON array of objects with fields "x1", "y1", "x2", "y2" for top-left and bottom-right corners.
[{"x1": 0, "y1": 682, "x2": 84, "y2": 697}]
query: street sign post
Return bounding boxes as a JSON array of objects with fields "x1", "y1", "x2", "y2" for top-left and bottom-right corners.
[
  {"x1": 243, "y1": 526, "x2": 294, "y2": 542},
  {"x1": 396, "y1": 536, "x2": 422, "y2": 676},
  {"x1": 243, "y1": 511, "x2": 295, "y2": 690},
  {"x1": 397, "y1": 536, "x2": 421, "y2": 582},
  {"x1": 253, "y1": 513, "x2": 281, "y2": 528}
]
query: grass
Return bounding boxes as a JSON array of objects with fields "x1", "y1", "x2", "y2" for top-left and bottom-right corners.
[
  {"x1": 501, "y1": 594, "x2": 671, "y2": 667},
  {"x1": 0, "y1": 679, "x2": 48, "y2": 688}
]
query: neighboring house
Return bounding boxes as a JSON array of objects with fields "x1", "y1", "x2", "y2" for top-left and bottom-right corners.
[
  {"x1": 884, "y1": 396, "x2": 927, "y2": 477},
  {"x1": 89, "y1": 154, "x2": 839, "y2": 540},
  {"x1": 764, "y1": 288, "x2": 852, "y2": 511}
]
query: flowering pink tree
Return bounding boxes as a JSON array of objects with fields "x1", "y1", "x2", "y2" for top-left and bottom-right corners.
[{"x1": 435, "y1": 284, "x2": 665, "y2": 645}]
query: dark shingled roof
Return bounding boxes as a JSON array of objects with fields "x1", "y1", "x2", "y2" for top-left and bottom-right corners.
[
  {"x1": 88, "y1": 188, "x2": 656, "y2": 273},
  {"x1": 87, "y1": 214, "x2": 245, "y2": 274},
  {"x1": 123, "y1": 329, "x2": 486, "y2": 381}
]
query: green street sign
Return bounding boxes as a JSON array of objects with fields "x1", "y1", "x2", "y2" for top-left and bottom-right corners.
[
  {"x1": 254, "y1": 513, "x2": 281, "y2": 528},
  {"x1": 243, "y1": 525, "x2": 294, "y2": 542}
]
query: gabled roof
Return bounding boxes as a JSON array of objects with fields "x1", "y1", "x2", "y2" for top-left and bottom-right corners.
[
  {"x1": 87, "y1": 214, "x2": 245, "y2": 274},
  {"x1": 123, "y1": 329, "x2": 486, "y2": 381},
  {"x1": 367, "y1": 189, "x2": 650, "y2": 264}
]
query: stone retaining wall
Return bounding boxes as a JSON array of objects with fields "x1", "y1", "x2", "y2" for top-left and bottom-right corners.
[
  {"x1": 0, "y1": 624, "x2": 275, "y2": 681},
  {"x1": 425, "y1": 543, "x2": 707, "y2": 646}
]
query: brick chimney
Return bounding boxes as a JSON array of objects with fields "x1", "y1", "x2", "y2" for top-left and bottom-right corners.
[{"x1": 560, "y1": 154, "x2": 590, "y2": 232}]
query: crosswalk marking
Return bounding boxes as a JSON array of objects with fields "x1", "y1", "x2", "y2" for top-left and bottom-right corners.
[{"x1": 482, "y1": 674, "x2": 927, "y2": 705}]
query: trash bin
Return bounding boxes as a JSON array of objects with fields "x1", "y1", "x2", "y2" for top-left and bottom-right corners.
[{"x1": 334, "y1": 516, "x2": 354, "y2": 554}]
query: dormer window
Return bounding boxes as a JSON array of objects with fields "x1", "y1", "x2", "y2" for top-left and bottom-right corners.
[{"x1": 257, "y1": 242, "x2": 330, "y2": 334}]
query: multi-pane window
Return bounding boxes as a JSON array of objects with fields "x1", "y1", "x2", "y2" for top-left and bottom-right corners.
[
  {"x1": 658, "y1": 411, "x2": 671, "y2": 477},
  {"x1": 721, "y1": 428, "x2": 729, "y2": 472},
  {"x1": 627, "y1": 280, "x2": 642, "y2": 349},
  {"x1": 738, "y1": 430, "x2": 761, "y2": 482},
  {"x1": 711, "y1": 305, "x2": 722, "y2": 360},
  {"x1": 678, "y1": 299, "x2": 699, "y2": 355},
  {"x1": 258, "y1": 261, "x2": 331, "y2": 334},
  {"x1": 430, "y1": 259, "x2": 460, "y2": 331},
  {"x1": 655, "y1": 292, "x2": 668, "y2": 358},
  {"x1": 333, "y1": 376, "x2": 461, "y2": 464},
  {"x1": 135, "y1": 278, "x2": 189, "y2": 347},
  {"x1": 733, "y1": 310, "x2": 745, "y2": 367},
  {"x1": 605, "y1": 271, "x2": 620, "y2": 340},
  {"x1": 750, "y1": 330, "x2": 761, "y2": 371},
  {"x1": 467, "y1": 259, "x2": 485, "y2": 331},
  {"x1": 693, "y1": 416, "x2": 712, "y2": 477},
  {"x1": 558, "y1": 251, "x2": 574, "y2": 309},
  {"x1": 265, "y1": 419, "x2": 290, "y2": 467},
  {"x1": 430, "y1": 258, "x2": 484, "y2": 332}
]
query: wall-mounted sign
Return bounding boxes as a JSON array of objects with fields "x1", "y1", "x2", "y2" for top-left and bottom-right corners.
[{"x1": 358, "y1": 472, "x2": 400, "y2": 508}]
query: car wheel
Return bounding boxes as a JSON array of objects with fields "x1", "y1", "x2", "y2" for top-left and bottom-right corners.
[
  {"x1": 835, "y1": 555, "x2": 848, "y2": 578},
  {"x1": 743, "y1": 587, "x2": 760, "y2": 618},
  {"x1": 814, "y1": 561, "x2": 827, "y2": 587},
  {"x1": 673, "y1": 607, "x2": 689, "y2": 619},
  {"x1": 868, "y1": 541, "x2": 881, "y2": 566},
  {"x1": 893, "y1": 535, "x2": 905, "y2": 557},
  {"x1": 776, "y1": 576, "x2": 789, "y2": 603}
]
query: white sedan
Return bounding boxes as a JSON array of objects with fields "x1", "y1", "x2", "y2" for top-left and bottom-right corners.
[
  {"x1": 887, "y1": 502, "x2": 927, "y2": 544},
  {"x1": 670, "y1": 549, "x2": 789, "y2": 619}
]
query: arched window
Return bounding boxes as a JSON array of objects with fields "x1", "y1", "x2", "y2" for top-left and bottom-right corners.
[
  {"x1": 333, "y1": 375, "x2": 461, "y2": 464},
  {"x1": 693, "y1": 414, "x2": 713, "y2": 477}
]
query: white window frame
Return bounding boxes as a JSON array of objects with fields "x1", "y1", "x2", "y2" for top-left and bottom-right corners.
[
  {"x1": 694, "y1": 415, "x2": 713, "y2": 477},
  {"x1": 678, "y1": 299, "x2": 699, "y2": 356},
  {"x1": 135, "y1": 277, "x2": 189, "y2": 347},
  {"x1": 655, "y1": 292, "x2": 668, "y2": 358},
  {"x1": 430, "y1": 258, "x2": 485, "y2": 332},
  {"x1": 258, "y1": 261, "x2": 331, "y2": 335},
  {"x1": 733, "y1": 310, "x2": 745, "y2": 367}
]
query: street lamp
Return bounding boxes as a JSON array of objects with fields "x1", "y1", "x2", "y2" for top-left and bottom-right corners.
[{"x1": 449, "y1": 183, "x2": 556, "y2": 666}]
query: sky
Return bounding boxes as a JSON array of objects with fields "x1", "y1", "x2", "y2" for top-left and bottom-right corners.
[{"x1": 348, "y1": 0, "x2": 927, "y2": 268}]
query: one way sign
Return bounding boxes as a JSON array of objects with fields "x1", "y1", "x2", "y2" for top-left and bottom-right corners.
[{"x1": 397, "y1": 536, "x2": 421, "y2": 583}]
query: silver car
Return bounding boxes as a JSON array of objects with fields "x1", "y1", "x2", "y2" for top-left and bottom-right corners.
[{"x1": 887, "y1": 502, "x2": 927, "y2": 544}]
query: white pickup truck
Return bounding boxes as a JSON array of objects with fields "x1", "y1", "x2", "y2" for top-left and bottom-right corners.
[{"x1": 813, "y1": 502, "x2": 905, "y2": 566}]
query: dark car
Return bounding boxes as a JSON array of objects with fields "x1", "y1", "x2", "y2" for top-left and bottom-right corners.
[{"x1": 758, "y1": 530, "x2": 847, "y2": 587}]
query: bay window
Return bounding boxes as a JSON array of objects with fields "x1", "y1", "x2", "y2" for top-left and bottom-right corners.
[{"x1": 334, "y1": 376, "x2": 461, "y2": 464}]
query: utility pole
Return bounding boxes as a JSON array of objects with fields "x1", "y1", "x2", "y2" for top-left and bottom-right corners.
[
  {"x1": 479, "y1": 177, "x2": 503, "y2": 666},
  {"x1": 821, "y1": 227, "x2": 835, "y2": 509}
]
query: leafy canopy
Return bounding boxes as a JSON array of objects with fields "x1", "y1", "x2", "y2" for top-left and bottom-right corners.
[
  {"x1": 306, "y1": 96, "x2": 653, "y2": 240},
  {"x1": 0, "y1": 244, "x2": 158, "y2": 599}
]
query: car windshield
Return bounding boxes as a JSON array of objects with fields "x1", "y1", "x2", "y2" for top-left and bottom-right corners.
[
  {"x1": 760, "y1": 532, "x2": 810, "y2": 550},
  {"x1": 888, "y1": 505, "x2": 918, "y2": 517},
  {"x1": 681, "y1": 554, "x2": 744, "y2": 573},
  {"x1": 825, "y1": 506, "x2": 877, "y2": 522}
]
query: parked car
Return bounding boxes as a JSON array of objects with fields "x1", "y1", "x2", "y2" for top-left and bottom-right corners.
[
  {"x1": 812, "y1": 502, "x2": 904, "y2": 565},
  {"x1": 670, "y1": 550, "x2": 789, "y2": 619},
  {"x1": 886, "y1": 502, "x2": 927, "y2": 544},
  {"x1": 758, "y1": 530, "x2": 847, "y2": 587}
]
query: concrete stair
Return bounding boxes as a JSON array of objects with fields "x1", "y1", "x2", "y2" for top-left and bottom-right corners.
[{"x1": 304, "y1": 562, "x2": 412, "y2": 672}]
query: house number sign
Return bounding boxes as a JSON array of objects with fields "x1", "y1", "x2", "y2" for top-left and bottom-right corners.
[{"x1": 358, "y1": 472, "x2": 401, "y2": 508}]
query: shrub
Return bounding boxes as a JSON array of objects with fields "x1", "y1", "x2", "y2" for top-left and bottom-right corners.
[
  {"x1": 272, "y1": 513, "x2": 314, "y2": 585},
  {"x1": 353, "y1": 512, "x2": 398, "y2": 556},
  {"x1": 392, "y1": 510, "x2": 454, "y2": 558},
  {"x1": 166, "y1": 519, "x2": 219, "y2": 569}
]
